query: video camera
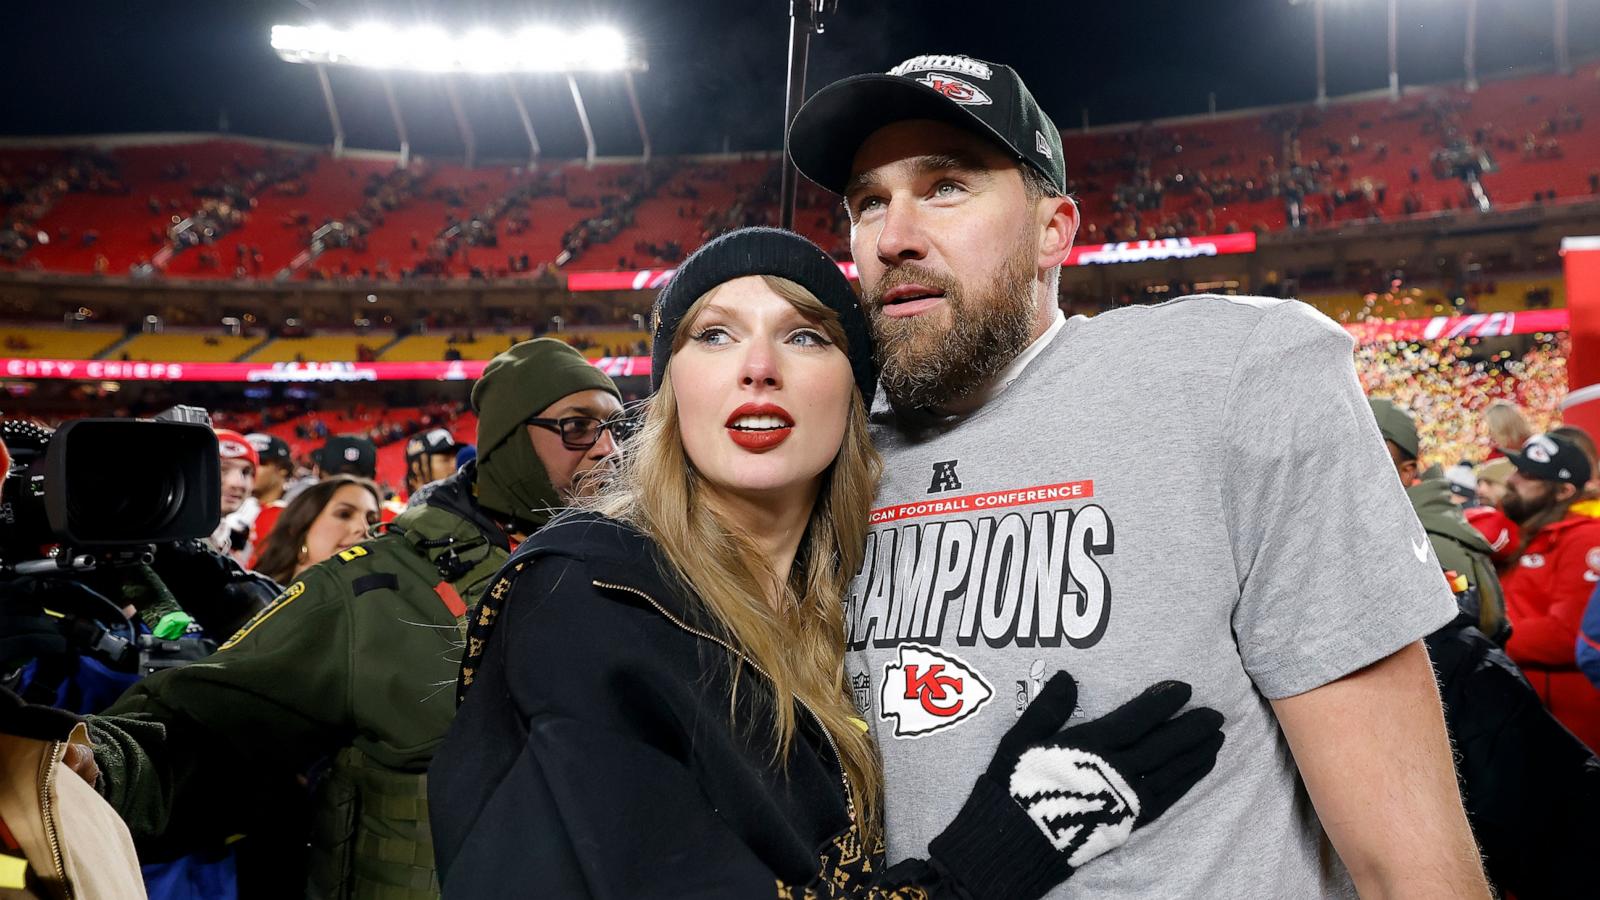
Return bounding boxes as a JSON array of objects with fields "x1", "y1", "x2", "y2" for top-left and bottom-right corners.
[
  {"x1": 1, "y1": 407, "x2": 221, "y2": 560},
  {"x1": 2, "y1": 407, "x2": 225, "y2": 688}
]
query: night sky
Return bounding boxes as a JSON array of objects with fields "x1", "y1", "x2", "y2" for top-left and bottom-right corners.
[{"x1": 5, "y1": 0, "x2": 1596, "y2": 162}]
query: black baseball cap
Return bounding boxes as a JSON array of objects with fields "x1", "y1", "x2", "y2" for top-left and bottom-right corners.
[
  {"x1": 313, "y1": 435, "x2": 378, "y2": 480},
  {"x1": 788, "y1": 54, "x2": 1066, "y2": 197},
  {"x1": 406, "y1": 427, "x2": 461, "y2": 461},
  {"x1": 1502, "y1": 433, "x2": 1592, "y2": 486},
  {"x1": 245, "y1": 432, "x2": 293, "y2": 470}
]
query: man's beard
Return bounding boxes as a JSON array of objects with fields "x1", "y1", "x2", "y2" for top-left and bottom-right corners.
[
  {"x1": 1502, "y1": 483, "x2": 1559, "y2": 525},
  {"x1": 863, "y1": 238, "x2": 1038, "y2": 411}
]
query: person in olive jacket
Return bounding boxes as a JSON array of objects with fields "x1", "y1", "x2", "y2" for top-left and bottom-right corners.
[{"x1": 78, "y1": 338, "x2": 624, "y2": 900}]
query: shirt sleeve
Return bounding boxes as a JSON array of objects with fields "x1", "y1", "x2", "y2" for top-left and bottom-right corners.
[
  {"x1": 89, "y1": 564, "x2": 352, "y2": 843},
  {"x1": 1221, "y1": 301, "x2": 1457, "y2": 699}
]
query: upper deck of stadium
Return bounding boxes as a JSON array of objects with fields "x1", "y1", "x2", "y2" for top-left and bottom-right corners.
[{"x1": 3, "y1": 59, "x2": 1597, "y2": 285}]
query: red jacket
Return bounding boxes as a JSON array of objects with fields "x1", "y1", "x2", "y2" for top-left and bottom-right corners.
[{"x1": 1500, "y1": 512, "x2": 1600, "y2": 750}]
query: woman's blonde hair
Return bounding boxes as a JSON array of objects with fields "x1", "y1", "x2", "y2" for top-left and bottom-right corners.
[
  {"x1": 1485, "y1": 400, "x2": 1534, "y2": 451},
  {"x1": 587, "y1": 274, "x2": 885, "y2": 838}
]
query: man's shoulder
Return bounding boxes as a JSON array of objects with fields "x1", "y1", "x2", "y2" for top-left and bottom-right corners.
[
  {"x1": 1549, "y1": 512, "x2": 1600, "y2": 547},
  {"x1": 1071, "y1": 294, "x2": 1345, "y2": 356},
  {"x1": 1083, "y1": 293, "x2": 1302, "y2": 328},
  {"x1": 295, "y1": 533, "x2": 431, "y2": 593}
]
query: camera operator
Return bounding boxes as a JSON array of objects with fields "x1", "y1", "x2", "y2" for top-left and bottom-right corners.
[
  {"x1": 82, "y1": 340, "x2": 623, "y2": 899},
  {"x1": 0, "y1": 434, "x2": 149, "y2": 899}
]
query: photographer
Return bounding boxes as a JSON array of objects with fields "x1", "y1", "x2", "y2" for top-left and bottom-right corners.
[
  {"x1": 2, "y1": 437, "x2": 144, "y2": 898},
  {"x1": 82, "y1": 339, "x2": 623, "y2": 899}
]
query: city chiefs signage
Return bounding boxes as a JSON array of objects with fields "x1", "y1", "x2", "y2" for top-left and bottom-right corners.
[{"x1": 0, "y1": 356, "x2": 654, "y2": 383}]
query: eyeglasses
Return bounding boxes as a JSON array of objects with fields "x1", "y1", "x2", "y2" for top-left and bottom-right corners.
[{"x1": 526, "y1": 414, "x2": 634, "y2": 450}]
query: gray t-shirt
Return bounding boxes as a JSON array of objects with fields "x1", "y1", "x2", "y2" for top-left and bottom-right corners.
[{"x1": 848, "y1": 294, "x2": 1456, "y2": 898}]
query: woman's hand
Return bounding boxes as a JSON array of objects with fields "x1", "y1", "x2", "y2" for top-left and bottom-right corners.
[
  {"x1": 63, "y1": 742, "x2": 100, "y2": 787},
  {"x1": 928, "y1": 672, "x2": 1224, "y2": 900}
]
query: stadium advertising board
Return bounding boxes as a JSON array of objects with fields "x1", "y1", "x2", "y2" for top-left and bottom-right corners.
[
  {"x1": 0, "y1": 356, "x2": 652, "y2": 383},
  {"x1": 1342, "y1": 308, "x2": 1571, "y2": 343},
  {"x1": 564, "y1": 233, "x2": 1259, "y2": 292},
  {"x1": 1560, "y1": 236, "x2": 1600, "y2": 438},
  {"x1": 1063, "y1": 232, "x2": 1258, "y2": 266},
  {"x1": 0, "y1": 308, "x2": 1568, "y2": 383}
]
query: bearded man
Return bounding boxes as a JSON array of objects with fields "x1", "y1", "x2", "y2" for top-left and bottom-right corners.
[
  {"x1": 787, "y1": 53, "x2": 1488, "y2": 897},
  {"x1": 1496, "y1": 431, "x2": 1600, "y2": 749}
]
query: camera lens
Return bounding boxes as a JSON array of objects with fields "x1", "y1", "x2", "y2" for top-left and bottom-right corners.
[{"x1": 48, "y1": 419, "x2": 220, "y2": 545}]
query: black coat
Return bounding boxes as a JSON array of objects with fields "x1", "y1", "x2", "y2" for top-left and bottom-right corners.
[
  {"x1": 429, "y1": 512, "x2": 977, "y2": 899},
  {"x1": 1428, "y1": 613, "x2": 1600, "y2": 898}
]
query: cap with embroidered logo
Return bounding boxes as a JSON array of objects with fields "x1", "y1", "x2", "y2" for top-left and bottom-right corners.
[
  {"x1": 406, "y1": 428, "x2": 460, "y2": 462},
  {"x1": 1501, "y1": 432, "x2": 1591, "y2": 486},
  {"x1": 787, "y1": 53, "x2": 1066, "y2": 197}
]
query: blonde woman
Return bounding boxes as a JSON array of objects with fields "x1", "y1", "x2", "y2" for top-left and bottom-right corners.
[
  {"x1": 1485, "y1": 400, "x2": 1534, "y2": 460},
  {"x1": 431, "y1": 229, "x2": 1223, "y2": 899}
]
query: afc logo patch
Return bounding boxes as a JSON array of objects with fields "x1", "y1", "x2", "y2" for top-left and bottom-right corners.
[
  {"x1": 879, "y1": 643, "x2": 993, "y2": 738},
  {"x1": 928, "y1": 460, "x2": 963, "y2": 494}
]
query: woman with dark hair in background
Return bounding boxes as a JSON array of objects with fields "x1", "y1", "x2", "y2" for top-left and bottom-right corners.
[
  {"x1": 252, "y1": 474, "x2": 380, "y2": 584},
  {"x1": 432, "y1": 229, "x2": 1224, "y2": 899}
]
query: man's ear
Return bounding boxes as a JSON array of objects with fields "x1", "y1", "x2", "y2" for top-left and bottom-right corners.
[
  {"x1": 1559, "y1": 482, "x2": 1581, "y2": 504},
  {"x1": 1039, "y1": 195, "x2": 1079, "y2": 270},
  {"x1": 1400, "y1": 460, "x2": 1420, "y2": 486}
]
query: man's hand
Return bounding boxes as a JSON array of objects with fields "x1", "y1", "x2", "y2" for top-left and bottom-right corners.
[
  {"x1": 63, "y1": 743, "x2": 99, "y2": 787},
  {"x1": 1270, "y1": 641, "x2": 1490, "y2": 899}
]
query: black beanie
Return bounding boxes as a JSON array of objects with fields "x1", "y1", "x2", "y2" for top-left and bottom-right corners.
[{"x1": 650, "y1": 227, "x2": 877, "y2": 401}]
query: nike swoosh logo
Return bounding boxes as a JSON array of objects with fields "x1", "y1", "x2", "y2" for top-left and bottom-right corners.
[{"x1": 1412, "y1": 538, "x2": 1430, "y2": 563}]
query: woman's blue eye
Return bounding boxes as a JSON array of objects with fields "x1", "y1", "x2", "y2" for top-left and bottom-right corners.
[
  {"x1": 789, "y1": 330, "x2": 831, "y2": 347},
  {"x1": 691, "y1": 327, "x2": 730, "y2": 345}
]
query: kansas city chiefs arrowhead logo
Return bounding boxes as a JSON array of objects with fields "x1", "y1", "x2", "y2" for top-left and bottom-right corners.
[
  {"x1": 916, "y1": 73, "x2": 992, "y2": 106},
  {"x1": 879, "y1": 643, "x2": 993, "y2": 738}
]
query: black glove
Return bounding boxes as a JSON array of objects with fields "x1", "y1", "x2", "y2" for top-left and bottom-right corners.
[{"x1": 929, "y1": 672, "x2": 1224, "y2": 900}]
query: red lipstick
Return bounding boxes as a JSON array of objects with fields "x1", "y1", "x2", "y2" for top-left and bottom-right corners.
[{"x1": 725, "y1": 402, "x2": 794, "y2": 452}]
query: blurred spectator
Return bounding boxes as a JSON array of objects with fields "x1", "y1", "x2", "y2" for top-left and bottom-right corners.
[
  {"x1": 1497, "y1": 432, "x2": 1600, "y2": 750},
  {"x1": 1485, "y1": 400, "x2": 1536, "y2": 460}
]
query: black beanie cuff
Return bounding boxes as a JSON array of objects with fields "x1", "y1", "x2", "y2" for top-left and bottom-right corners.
[{"x1": 649, "y1": 227, "x2": 877, "y2": 402}]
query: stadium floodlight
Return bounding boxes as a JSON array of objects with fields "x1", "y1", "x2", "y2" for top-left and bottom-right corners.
[
  {"x1": 271, "y1": 21, "x2": 649, "y2": 169},
  {"x1": 270, "y1": 23, "x2": 644, "y2": 73}
]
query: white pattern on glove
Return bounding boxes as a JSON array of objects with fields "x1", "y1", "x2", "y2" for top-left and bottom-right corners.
[{"x1": 1010, "y1": 745, "x2": 1140, "y2": 867}]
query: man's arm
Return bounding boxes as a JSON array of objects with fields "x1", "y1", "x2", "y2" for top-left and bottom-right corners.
[
  {"x1": 89, "y1": 565, "x2": 352, "y2": 844},
  {"x1": 1270, "y1": 641, "x2": 1489, "y2": 899}
]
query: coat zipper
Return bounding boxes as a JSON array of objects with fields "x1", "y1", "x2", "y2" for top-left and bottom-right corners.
[
  {"x1": 39, "y1": 740, "x2": 73, "y2": 900},
  {"x1": 593, "y1": 580, "x2": 858, "y2": 827}
]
